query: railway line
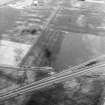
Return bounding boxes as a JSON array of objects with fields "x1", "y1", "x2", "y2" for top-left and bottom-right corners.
[
  {"x1": 1, "y1": 1, "x2": 105, "y2": 104},
  {"x1": 0, "y1": 45, "x2": 104, "y2": 84},
  {"x1": 0, "y1": 54, "x2": 105, "y2": 102}
]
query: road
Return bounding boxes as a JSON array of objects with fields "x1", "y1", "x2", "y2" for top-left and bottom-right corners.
[
  {"x1": 0, "y1": 0, "x2": 105, "y2": 104},
  {"x1": 20, "y1": 5, "x2": 61, "y2": 66}
]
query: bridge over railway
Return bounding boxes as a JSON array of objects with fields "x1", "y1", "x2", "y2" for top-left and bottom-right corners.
[
  {"x1": 1, "y1": 1, "x2": 105, "y2": 105},
  {"x1": 0, "y1": 5, "x2": 63, "y2": 105}
]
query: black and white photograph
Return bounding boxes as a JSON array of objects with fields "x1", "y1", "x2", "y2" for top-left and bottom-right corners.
[{"x1": 0, "y1": 0, "x2": 105, "y2": 105}]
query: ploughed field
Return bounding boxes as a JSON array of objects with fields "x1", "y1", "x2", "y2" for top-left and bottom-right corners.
[{"x1": 1, "y1": 0, "x2": 105, "y2": 105}]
